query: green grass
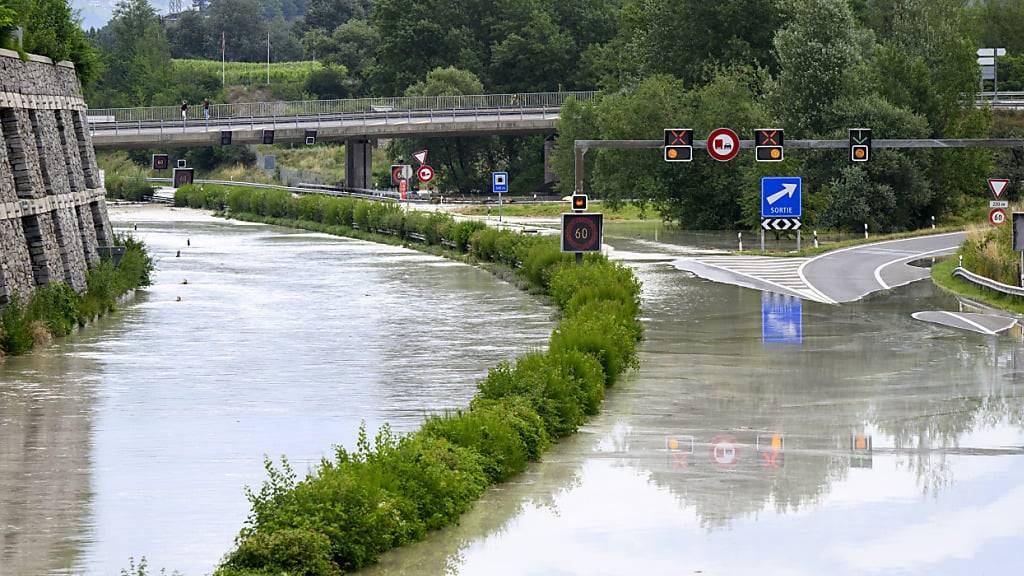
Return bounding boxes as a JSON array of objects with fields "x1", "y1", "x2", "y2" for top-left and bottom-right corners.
[
  {"x1": 454, "y1": 201, "x2": 652, "y2": 220},
  {"x1": 931, "y1": 256, "x2": 1024, "y2": 314},
  {"x1": 735, "y1": 225, "x2": 964, "y2": 257},
  {"x1": 171, "y1": 59, "x2": 322, "y2": 87}
]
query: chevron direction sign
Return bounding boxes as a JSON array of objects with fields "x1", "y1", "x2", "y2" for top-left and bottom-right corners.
[{"x1": 761, "y1": 218, "x2": 802, "y2": 231}]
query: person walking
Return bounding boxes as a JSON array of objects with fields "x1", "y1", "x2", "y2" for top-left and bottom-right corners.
[
  {"x1": 203, "y1": 98, "x2": 210, "y2": 122},
  {"x1": 180, "y1": 100, "x2": 188, "y2": 121}
]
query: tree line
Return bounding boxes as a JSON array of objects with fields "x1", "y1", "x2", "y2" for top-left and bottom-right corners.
[{"x1": 4, "y1": 0, "x2": 1024, "y2": 229}]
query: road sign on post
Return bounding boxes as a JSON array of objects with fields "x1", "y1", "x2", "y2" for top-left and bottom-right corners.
[
  {"x1": 220, "y1": 130, "x2": 232, "y2": 146},
  {"x1": 304, "y1": 129, "x2": 317, "y2": 145},
  {"x1": 391, "y1": 164, "x2": 413, "y2": 186},
  {"x1": 561, "y1": 213, "x2": 604, "y2": 254},
  {"x1": 989, "y1": 178, "x2": 1009, "y2": 198},
  {"x1": 412, "y1": 150, "x2": 428, "y2": 164},
  {"x1": 664, "y1": 128, "x2": 693, "y2": 162},
  {"x1": 572, "y1": 194, "x2": 588, "y2": 211},
  {"x1": 761, "y1": 177, "x2": 802, "y2": 218},
  {"x1": 849, "y1": 128, "x2": 871, "y2": 162},
  {"x1": 417, "y1": 165, "x2": 434, "y2": 183},
  {"x1": 152, "y1": 154, "x2": 169, "y2": 170},
  {"x1": 990, "y1": 208, "x2": 1006, "y2": 226},
  {"x1": 706, "y1": 128, "x2": 740, "y2": 162},
  {"x1": 755, "y1": 129, "x2": 784, "y2": 162},
  {"x1": 172, "y1": 167, "x2": 194, "y2": 188}
]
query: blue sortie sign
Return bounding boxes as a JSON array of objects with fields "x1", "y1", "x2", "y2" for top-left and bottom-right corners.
[
  {"x1": 492, "y1": 171, "x2": 509, "y2": 193},
  {"x1": 762, "y1": 293, "x2": 802, "y2": 346},
  {"x1": 761, "y1": 176, "x2": 802, "y2": 218}
]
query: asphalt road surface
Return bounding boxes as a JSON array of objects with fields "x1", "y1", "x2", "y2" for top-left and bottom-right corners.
[{"x1": 800, "y1": 232, "x2": 966, "y2": 303}]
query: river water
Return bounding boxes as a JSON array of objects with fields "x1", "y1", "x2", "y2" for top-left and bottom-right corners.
[
  {"x1": 0, "y1": 206, "x2": 554, "y2": 576},
  {"x1": 3, "y1": 208, "x2": 1023, "y2": 575}
]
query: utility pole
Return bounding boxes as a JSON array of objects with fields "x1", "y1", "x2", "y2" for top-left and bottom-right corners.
[
  {"x1": 221, "y1": 31, "x2": 226, "y2": 87},
  {"x1": 267, "y1": 31, "x2": 271, "y2": 85}
]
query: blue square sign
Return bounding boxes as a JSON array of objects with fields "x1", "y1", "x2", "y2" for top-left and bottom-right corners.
[
  {"x1": 761, "y1": 177, "x2": 802, "y2": 218},
  {"x1": 492, "y1": 171, "x2": 509, "y2": 194}
]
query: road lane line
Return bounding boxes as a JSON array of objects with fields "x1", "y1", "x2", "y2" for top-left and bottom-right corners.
[
  {"x1": 682, "y1": 258, "x2": 829, "y2": 303},
  {"x1": 873, "y1": 246, "x2": 962, "y2": 289}
]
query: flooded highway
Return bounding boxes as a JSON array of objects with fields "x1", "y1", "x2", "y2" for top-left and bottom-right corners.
[
  {"x1": 367, "y1": 260, "x2": 1024, "y2": 575},
  {"x1": 0, "y1": 206, "x2": 554, "y2": 576},
  {"x1": 2, "y1": 208, "x2": 1023, "y2": 575}
]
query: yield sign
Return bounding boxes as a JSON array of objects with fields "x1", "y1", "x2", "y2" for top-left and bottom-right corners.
[
  {"x1": 988, "y1": 178, "x2": 1009, "y2": 198},
  {"x1": 412, "y1": 150, "x2": 428, "y2": 165}
]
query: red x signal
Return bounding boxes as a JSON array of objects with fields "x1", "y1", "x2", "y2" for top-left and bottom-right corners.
[
  {"x1": 664, "y1": 128, "x2": 693, "y2": 147},
  {"x1": 756, "y1": 129, "x2": 782, "y2": 146}
]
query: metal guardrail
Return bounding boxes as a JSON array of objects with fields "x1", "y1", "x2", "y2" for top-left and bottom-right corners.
[
  {"x1": 88, "y1": 91, "x2": 595, "y2": 125},
  {"x1": 953, "y1": 266, "x2": 1024, "y2": 297},
  {"x1": 146, "y1": 177, "x2": 405, "y2": 203}
]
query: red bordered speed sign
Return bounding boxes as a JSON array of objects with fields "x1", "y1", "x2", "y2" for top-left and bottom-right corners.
[
  {"x1": 707, "y1": 128, "x2": 740, "y2": 162},
  {"x1": 990, "y1": 208, "x2": 1006, "y2": 226}
]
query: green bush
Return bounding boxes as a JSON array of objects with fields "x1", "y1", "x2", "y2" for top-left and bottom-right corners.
[
  {"x1": 106, "y1": 175, "x2": 154, "y2": 201},
  {"x1": 27, "y1": 283, "x2": 81, "y2": 336},
  {"x1": 196, "y1": 186, "x2": 645, "y2": 574},
  {"x1": 226, "y1": 528, "x2": 340, "y2": 576}
]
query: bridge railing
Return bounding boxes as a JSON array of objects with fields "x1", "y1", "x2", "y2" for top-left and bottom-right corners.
[{"x1": 87, "y1": 91, "x2": 596, "y2": 125}]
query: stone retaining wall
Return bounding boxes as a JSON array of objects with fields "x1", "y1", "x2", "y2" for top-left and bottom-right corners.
[{"x1": 0, "y1": 49, "x2": 111, "y2": 304}]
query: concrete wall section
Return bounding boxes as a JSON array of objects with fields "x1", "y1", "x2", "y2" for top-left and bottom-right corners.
[{"x1": 0, "y1": 50, "x2": 111, "y2": 304}]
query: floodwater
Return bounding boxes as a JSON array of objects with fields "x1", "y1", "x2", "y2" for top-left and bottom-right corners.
[
  {"x1": 0, "y1": 206, "x2": 554, "y2": 576},
  {"x1": 366, "y1": 263, "x2": 1024, "y2": 575},
  {"x1": 3, "y1": 206, "x2": 1023, "y2": 576}
]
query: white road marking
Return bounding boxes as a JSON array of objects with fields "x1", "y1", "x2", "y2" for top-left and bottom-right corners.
[
  {"x1": 682, "y1": 256, "x2": 831, "y2": 303},
  {"x1": 940, "y1": 311, "x2": 998, "y2": 335},
  {"x1": 797, "y1": 232, "x2": 964, "y2": 300},
  {"x1": 872, "y1": 246, "x2": 961, "y2": 289}
]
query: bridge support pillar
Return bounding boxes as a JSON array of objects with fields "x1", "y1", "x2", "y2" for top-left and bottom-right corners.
[
  {"x1": 345, "y1": 138, "x2": 373, "y2": 189},
  {"x1": 543, "y1": 135, "x2": 558, "y2": 185}
]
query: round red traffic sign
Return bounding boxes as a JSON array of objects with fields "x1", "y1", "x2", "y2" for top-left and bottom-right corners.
[
  {"x1": 417, "y1": 164, "x2": 435, "y2": 183},
  {"x1": 710, "y1": 435, "x2": 740, "y2": 466},
  {"x1": 707, "y1": 128, "x2": 740, "y2": 162},
  {"x1": 990, "y1": 208, "x2": 1006, "y2": 226}
]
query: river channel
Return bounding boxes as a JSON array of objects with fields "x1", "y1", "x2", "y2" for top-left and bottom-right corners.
[
  {"x1": 3, "y1": 207, "x2": 1023, "y2": 575},
  {"x1": 0, "y1": 206, "x2": 554, "y2": 576}
]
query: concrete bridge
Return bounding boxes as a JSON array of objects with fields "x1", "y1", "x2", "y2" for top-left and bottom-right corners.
[{"x1": 87, "y1": 91, "x2": 591, "y2": 188}]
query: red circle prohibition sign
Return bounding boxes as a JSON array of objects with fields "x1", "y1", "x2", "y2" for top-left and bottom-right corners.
[
  {"x1": 707, "y1": 128, "x2": 740, "y2": 162},
  {"x1": 564, "y1": 218, "x2": 599, "y2": 251}
]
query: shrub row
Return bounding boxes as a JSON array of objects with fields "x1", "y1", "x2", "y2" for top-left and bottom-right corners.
[
  {"x1": 0, "y1": 234, "x2": 154, "y2": 357},
  {"x1": 198, "y1": 185, "x2": 643, "y2": 575}
]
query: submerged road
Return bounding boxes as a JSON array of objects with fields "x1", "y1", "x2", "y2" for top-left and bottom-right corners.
[{"x1": 677, "y1": 232, "x2": 966, "y2": 304}]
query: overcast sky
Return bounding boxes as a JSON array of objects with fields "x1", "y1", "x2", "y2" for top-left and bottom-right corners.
[{"x1": 73, "y1": 1, "x2": 173, "y2": 31}]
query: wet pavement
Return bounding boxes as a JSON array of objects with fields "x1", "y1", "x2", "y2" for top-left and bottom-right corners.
[{"x1": 367, "y1": 262, "x2": 1024, "y2": 576}]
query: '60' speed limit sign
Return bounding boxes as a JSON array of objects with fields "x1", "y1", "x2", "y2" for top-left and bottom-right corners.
[{"x1": 561, "y1": 213, "x2": 604, "y2": 253}]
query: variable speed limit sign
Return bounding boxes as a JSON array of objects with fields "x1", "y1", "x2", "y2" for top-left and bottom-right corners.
[{"x1": 561, "y1": 213, "x2": 604, "y2": 253}]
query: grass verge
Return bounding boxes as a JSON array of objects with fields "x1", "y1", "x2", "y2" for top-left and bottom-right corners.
[
  {"x1": 174, "y1": 184, "x2": 644, "y2": 575},
  {"x1": 0, "y1": 234, "x2": 154, "y2": 358},
  {"x1": 931, "y1": 256, "x2": 1024, "y2": 314},
  {"x1": 735, "y1": 225, "x2": 964, "y2": 257}
]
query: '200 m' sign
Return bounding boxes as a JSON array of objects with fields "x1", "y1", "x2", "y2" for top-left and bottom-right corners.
[{"x1": 561, "y1": 213, "x2": 604, "y2": 253}]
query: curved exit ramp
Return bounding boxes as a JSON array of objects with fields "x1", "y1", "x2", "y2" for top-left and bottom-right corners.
[{"x1": 911, "y1": 311, "x2": 1018, "y2": 335}]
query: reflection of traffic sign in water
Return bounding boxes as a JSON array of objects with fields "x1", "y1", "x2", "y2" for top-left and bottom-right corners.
[
  {"x1": 710, "y1": 435, "x2": 739, "y2": 466},
  {"x1": 762, "y1": 292, "x2": 802, "y2": 345},
  {"x1": 850, "y1": 433, "x2": 873, "y2": 469}
]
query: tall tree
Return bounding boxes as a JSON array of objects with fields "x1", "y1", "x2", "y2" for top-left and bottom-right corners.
[
  {"x1": 6, "y1": 0, "x2": 99, "y2": 83},
  {"x1": 303, "y1": 18, "x2": 378, "y2": 95},
  {"x1": 90, "y1": 0, "x2": 172, "y2": 106},
  {"x1": 166, "y1": 8, "x2": 208, "y2": 59},
  {"x1": 303, "y1": 0, "x2": 371, "y2": 33},
  {"x1": 209, "y1": 0, "x2": 270, "y2": 62}
]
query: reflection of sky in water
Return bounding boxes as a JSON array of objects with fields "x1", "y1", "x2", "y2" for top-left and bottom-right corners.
[
  {"x1": 368, "y1": 259, "x2": 1024, "y2": 576},
  {"x1": 450, "y1": 452, "x2": 1024, "y2": 576}
]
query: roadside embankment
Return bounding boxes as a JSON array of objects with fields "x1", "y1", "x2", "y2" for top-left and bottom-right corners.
[
  {"x1": 932, "y1": 220, "x2": 1024, "y2": 314},
  {"x1": 0, "y1": 235, "x2": 154, "y2": 358},
  {"x1": 174, "y1": 184, "x2": 644, "y2": 575}
]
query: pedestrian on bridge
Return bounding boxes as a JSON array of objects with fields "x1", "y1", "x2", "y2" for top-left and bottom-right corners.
[
  {"x1": 181, "y1": 100, "x2": 188, "y2": 121},
  {"x1": 203, "y1": 98, "x2": 210, "y2": 121}
]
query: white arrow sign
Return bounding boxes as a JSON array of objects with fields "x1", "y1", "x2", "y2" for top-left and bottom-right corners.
[
  {"x1": 766, "y1": 183, "x2": 798, "y2": 205},
  {"x1": 989, "y1": 178, "x2": 1009, "y2": 198}
]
